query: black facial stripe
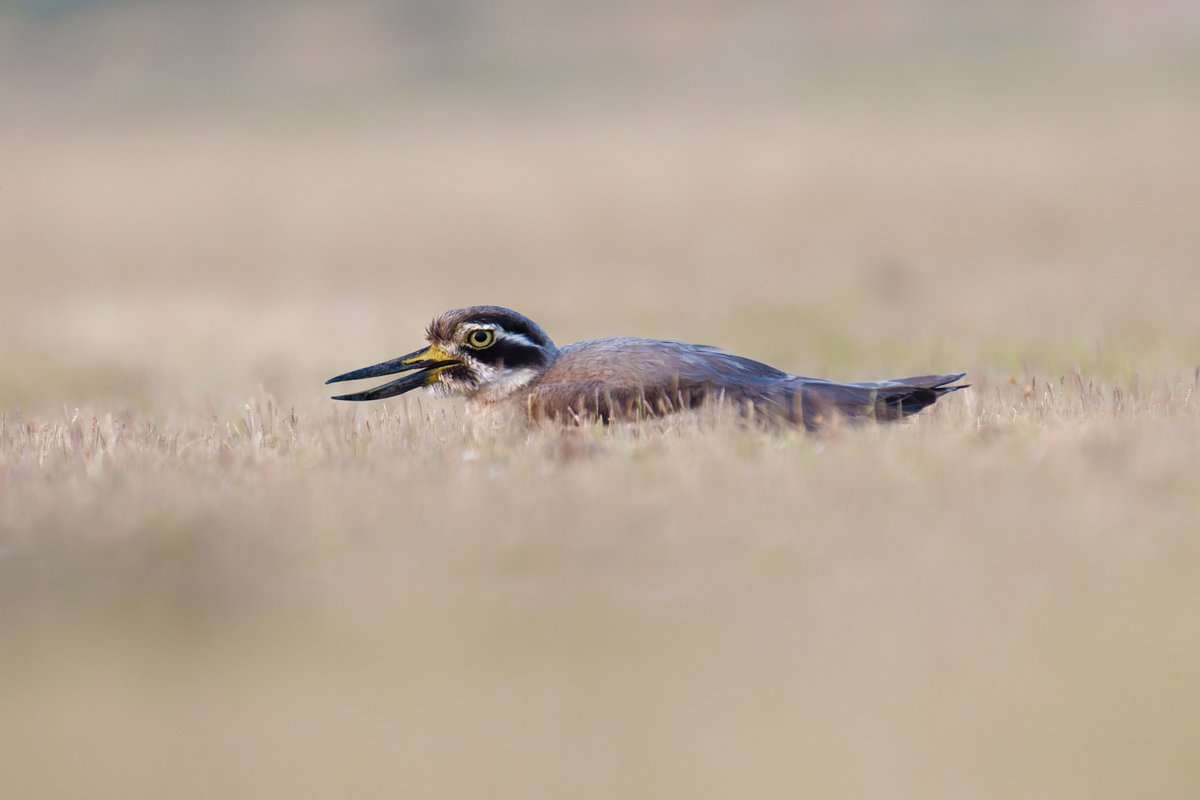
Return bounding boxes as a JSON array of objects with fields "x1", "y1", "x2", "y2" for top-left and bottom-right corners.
[{"x1": 469, "y1": 341, "x2": 549, "y2": 370}]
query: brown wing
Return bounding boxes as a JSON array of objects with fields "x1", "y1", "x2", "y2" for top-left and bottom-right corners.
[
  {"x1": 530, "y1": 338, "x2": 789, "y2": 421},
  {"x1": 531, "y1": 339, "x2": 966, "y2": 428},
  {"x1": 541, "y1": 338, "x2": 791, "y2": 384}
]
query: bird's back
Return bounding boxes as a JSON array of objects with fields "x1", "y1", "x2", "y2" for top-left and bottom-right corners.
[
  {"x1": 528, "y1": 338, "x2": 965, "y2": 428},
  {"x1": 544, "y1": 338, "x2": 790, "y2": 386}
]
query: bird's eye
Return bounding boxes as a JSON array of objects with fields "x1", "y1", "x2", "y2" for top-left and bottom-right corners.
[{"x1": 465, "y1": 329, "x2": 496, "y2": 349}]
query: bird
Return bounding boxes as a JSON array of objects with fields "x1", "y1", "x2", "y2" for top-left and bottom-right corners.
[{"x1": 326, "y1": 305, "x2": 967, "y2": 430}]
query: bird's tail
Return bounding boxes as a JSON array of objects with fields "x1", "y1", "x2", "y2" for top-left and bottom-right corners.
[{"x1": 790, "y1": 372, "x2": 968, "y2": 429}]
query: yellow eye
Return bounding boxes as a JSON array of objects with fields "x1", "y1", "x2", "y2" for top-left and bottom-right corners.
[{"x1": 465, "y1": 329, "x2": 496, "y2": 349}]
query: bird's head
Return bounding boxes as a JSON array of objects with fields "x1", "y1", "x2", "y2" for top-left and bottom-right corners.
[{"x1": 327, "y1": 306, "x2": 558, "y2": 403}]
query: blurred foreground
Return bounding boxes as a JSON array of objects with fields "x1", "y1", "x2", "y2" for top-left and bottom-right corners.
[
  {"x1": 4, "y1": 385, "x2": 1200, "y2": 799},
  {"x1": 3, "y1": 1, "x2": 1200, "y2": 798}
]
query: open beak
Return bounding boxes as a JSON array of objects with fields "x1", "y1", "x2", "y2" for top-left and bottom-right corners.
[{"x1": 326, "y1": 346, "x2": 459, "y2": 401}]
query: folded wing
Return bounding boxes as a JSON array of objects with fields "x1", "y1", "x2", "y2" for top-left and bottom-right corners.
[{"x1": 530, "y1": 339, "x2": 967, "y2": 428}]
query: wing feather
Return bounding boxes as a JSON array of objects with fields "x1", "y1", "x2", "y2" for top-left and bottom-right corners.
[{"x1": 530, "y1": 339, "x2": 966, "y2": 428}]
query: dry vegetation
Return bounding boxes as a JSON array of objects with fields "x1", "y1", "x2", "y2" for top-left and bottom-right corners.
[{"x1": 3, "y1": 2, "x2": 1200, "y2": 798}]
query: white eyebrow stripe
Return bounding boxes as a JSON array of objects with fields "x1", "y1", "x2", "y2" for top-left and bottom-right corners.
[{"x1": 495, "y1": 330, "x2": 536, "y2": 348}]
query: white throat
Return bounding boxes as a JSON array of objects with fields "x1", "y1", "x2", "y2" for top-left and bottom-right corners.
[{"x1": 470, "y1": 365, "x2": 543, "y2": 403}]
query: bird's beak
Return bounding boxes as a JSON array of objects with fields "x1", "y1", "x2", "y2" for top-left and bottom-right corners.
[{"x1": 326, "y1": 345, "x2": 459, "y2": 401}]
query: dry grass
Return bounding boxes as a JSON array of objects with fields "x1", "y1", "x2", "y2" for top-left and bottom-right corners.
[
  {"x1": 4, "y1": 2, "x2": 1200, "y2": 798},
  {"x1": 3, "y1": 380, "x2": 1200, "y2": 799}
]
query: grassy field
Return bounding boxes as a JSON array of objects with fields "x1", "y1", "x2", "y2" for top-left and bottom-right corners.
[{"x1": 4, "y1": 2, "x2": 1200, "y2": 798}]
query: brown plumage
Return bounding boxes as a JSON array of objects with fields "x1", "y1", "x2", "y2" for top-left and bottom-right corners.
[{"x1": 327, "y1": 305, "x2": 967, "y2": 430}]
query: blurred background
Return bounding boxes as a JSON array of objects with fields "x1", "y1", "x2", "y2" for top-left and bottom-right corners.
[
  {"x1": 3, "y1": 2, "x2": 1200, "y2": 798},
  {"x1": 3, "y1": 0, "x2": 1199, "y2": 414}
]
